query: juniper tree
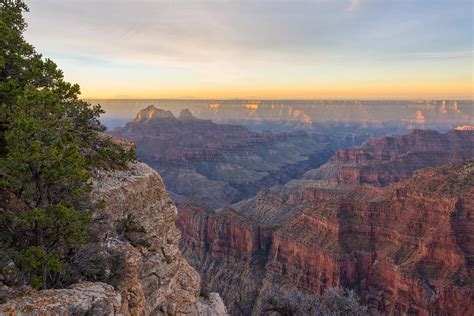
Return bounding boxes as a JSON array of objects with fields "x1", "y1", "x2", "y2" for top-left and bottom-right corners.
[{"x1": 0, "y1": 0, "x2": 134, "y2": 288}]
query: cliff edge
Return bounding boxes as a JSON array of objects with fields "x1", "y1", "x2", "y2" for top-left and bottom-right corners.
[{"x1": 0, "y1": 161, "x2": 227, "y2": 315}]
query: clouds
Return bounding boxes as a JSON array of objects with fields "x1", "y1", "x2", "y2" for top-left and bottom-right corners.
[
  {"x1": 24, "y1": 0, "x2": 472, "y2": 65},
  {"x1": 22, "y1": 0, "x2": 474, "y2": 99},
  {"x1": 348, "y1": 0, "x2": 361, "y2": 11},
  {"x1": 26, "y1": 1, "x2": 325, "y2": 64}
]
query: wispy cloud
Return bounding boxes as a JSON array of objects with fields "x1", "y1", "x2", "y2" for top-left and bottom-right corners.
[
  {"x1": 392, "y1": 51, "x2": 474, "y2": 60},
  {"x1": 348, "y1": 0, "x2": 361, "y2": 11},
  {"x1": 22, "y1": 0, "x2": 474, "y2": 99}
]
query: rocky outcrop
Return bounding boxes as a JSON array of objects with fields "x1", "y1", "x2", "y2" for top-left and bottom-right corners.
[
  {"x1": 304, "y1": 129, "x2": 474, "y2": 186},
  {"x1": 178, "y1": 161, "x2": 474, "y2": 315},
  {"x1": 87, "y1": 161, "x2": 201, "y2": 315},
  {"x1": 196, "y1": 293, "x2": 228, "y2": 316},
  {"x1": 0, "y1": 282, "x2": 122, "y2": 315},
  {"x1": 179, "y1": 109, "x2": 198, "y2": 121},
  {"x1": 0, "y1": 161, "x2": 228, "y2": 315},
  {"x1": 134, "y1": 105, "x2": 175, "y2": 123}
]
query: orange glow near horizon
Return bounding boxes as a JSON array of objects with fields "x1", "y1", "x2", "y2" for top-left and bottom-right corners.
[{"x1": 80, "y1": 80, "x2": 473, "y2": 100}]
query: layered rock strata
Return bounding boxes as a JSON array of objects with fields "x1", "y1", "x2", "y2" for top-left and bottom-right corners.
[
  {"x1": 0, "y1": 282, "x2": 122, "y2": 315},
  {"x1": 113, "y1": 106, "x2": 352, "y2": 209},
  {"x1": 304, "y1": 129, "x2": 474, "y2": 186},
  {"x1": 178, "y1": 161, "x2": 474, "y2": 315}
]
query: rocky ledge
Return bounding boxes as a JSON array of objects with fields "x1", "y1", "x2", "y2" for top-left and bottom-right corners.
[
  {"x1": 0, "y1": 161, "x2": 227, "y2": 315},
  {"x1": 0, "y1": 282, "x2": 121, "y2": 315}
]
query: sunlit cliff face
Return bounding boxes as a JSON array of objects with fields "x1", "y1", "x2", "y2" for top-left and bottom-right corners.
[
  {"x1": 455, "y1": 125, "x2": 474, "y2": 131},
  {"x1": 133, "y1": 105, "x2": 175, "y2": 123},
  {"x1": 147, "y1": 109, "x2": 154, "y2": 120},
  {"x1": 415, "y1": 111, "x2": 425, "y2": 124},
  {"x1": 209, "y1": 102, "x2": 221, "y2": 110},
  {"x1": 453, "y1": 101, "x2": 460, "y2": 112},
  {"x1": 288, "y1": 108, "x2": 313, "y2": 124},
  {"x1": 245, "y1": 102, "x2": 260, "y2": 110}
]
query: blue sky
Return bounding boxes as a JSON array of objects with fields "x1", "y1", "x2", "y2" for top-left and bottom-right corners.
[{"x1": 24, "y1": 0, "x2": 473, "y2": 99}]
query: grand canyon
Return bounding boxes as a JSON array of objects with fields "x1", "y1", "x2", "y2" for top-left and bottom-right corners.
[{"x1": 1, "y1": 1, "x2": 473, "y2": 315}]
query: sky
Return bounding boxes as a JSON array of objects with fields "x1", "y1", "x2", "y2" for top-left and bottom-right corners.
[{"x1": 24, "y1": 0, "x2": 473, "y2": 99}]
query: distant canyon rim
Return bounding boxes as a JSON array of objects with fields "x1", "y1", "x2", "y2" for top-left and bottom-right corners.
[{"x1": 109, "y1": 101, "x2": 474, "y2": 315}]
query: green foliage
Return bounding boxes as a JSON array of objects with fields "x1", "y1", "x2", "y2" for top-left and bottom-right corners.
[
  {"x1": 415, "y1": 262, "x2": 443, "y2": 280},
  {"x1": 449, "y1": 271, "x2": 473, "y2": 287},
  {"x1": 0, "y1": 204, "x2": 90, "y2": 288},
  {"x1": 88, "y1": 138, "x2": 137, "y2": 170},
  {"x1": 3, "y1": 204, "x2": 90, "y2": 250},
  {"x1": 443, "y1": 161, "x2": 474, "y2": 194},
  {"x1": 2, "y1": 88, "x2": 91, "y2": 208},
  {"x1": 119, "y1": 214, "x2": 151, "y2": 249},
  {"x1": 0, "y1": 0, "x2": 134, "y2": 289},
  {"x1": 394, "y1": 246, "x2": 414, "y2": 265},
  {"x1": 200, "y1": 288, "x2": 211, "y2": 300},
  {"x1": 17, "y1": 247, "x2": 61, "y2": 289}
]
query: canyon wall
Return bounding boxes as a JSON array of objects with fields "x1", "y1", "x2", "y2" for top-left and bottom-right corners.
[
  {"x1": 178, "y1": 202, "x2": 273, "y2": 315},
  {"x1": 178, "y1": 158, "x2": 474, "y2": 315},
  {"x1": 304, "y1": 129, "x2": 474, "y2": 186}
]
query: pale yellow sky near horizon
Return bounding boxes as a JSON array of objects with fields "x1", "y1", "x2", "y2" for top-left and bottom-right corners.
[{"x1": 80, "y1": 79, "x2": 473, "y2": 100}]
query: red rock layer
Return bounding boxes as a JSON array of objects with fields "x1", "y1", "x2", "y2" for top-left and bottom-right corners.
[
  {"x1": 177, "y1": 202, "x2": 273, "y2": 315},
  {"x1": 307, "y1": 129, "x2": 474, "y2": 186},
  {"x1": 178, "y1": 162, "x2": 474, "y2": 315}
]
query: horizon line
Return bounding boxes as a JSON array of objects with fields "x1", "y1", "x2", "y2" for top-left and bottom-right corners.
[{"x1": 85, "y1": 97, "x2": 474, "y2": 101}]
